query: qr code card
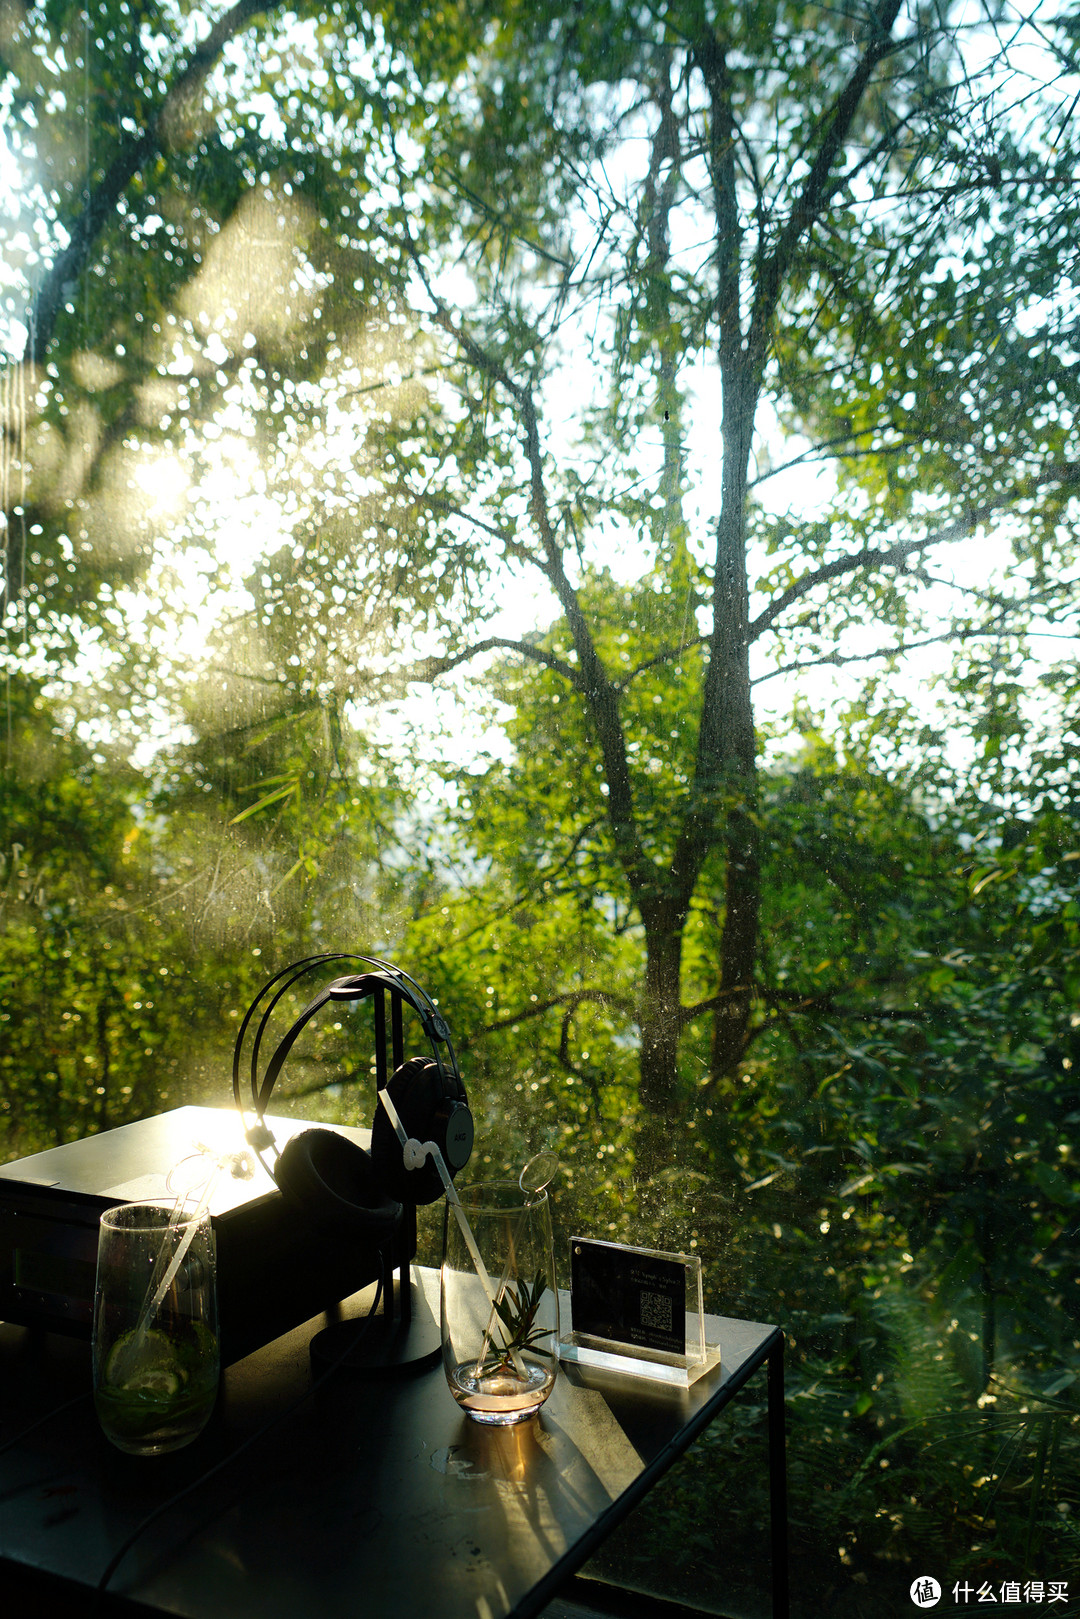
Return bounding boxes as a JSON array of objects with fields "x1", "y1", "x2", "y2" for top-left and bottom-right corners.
[{"x1": 570, "y1": 1238, "x2": 687, "y2": 1355}]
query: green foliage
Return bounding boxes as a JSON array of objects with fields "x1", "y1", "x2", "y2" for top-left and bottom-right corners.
[
  {"x1": 400, "y1": 737, "x2": 1080, "y2": 1610},
  {"x1": 0, "y1": 675, "x2": 225, "y2": 1150},
  {"x1": 479, "y1": 1268, "x2": 553, "y2": 1377}
]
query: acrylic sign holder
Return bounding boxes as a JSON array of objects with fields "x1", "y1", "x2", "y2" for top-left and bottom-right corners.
[{"x1": 556, "y1": 1236, "x2": 721, "y2": 1387}]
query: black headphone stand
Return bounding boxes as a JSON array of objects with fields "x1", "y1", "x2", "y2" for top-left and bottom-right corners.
[
  {"x1": 308, "y1": 1211, "x2": 442, "y2": 1380},
  {"x1": 233, "y1": 956, "x2": 471, "y2": 1381}
]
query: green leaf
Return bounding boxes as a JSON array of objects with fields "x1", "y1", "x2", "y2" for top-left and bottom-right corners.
[
  {"x1": 1031, "y1": 1161, "x2": 1078, "y2": 1206},
  {"x1": 229, "y1": 783, "x2": 298, "y2": 824}
]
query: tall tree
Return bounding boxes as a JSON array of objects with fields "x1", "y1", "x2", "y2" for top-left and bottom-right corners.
[
  {"x1": 4, "y1": 0, "x2": 1079, "y2": 1134},
  {"x1": 363, "y1": 0, "x2": 1080, "y2": 1121}
]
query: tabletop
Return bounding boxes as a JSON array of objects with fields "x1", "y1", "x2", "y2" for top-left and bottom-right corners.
[{"x1": 0, "y1": 1267, "x2": 781, "y2": 1619}]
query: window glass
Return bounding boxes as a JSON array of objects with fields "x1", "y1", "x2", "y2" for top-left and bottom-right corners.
[{"x1": 2, "y1": 2, "x2": 1078, "y2": 1610}]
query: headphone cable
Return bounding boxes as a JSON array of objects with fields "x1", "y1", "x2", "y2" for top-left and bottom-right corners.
[{"x1": 0, "y1": 1389, "x2": 92, "y2": 1460}]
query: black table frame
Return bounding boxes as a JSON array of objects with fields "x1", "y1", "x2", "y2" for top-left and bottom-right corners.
[{"x1": 537, "y1": 1325, "x2": 788, "y2": 1619}]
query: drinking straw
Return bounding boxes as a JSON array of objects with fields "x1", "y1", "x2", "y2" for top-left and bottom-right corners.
[
  {"x1": 378, "y1": 1089, "x2": 528, "y2": 1378},
  {"x1": 113, "y1": 1148, "x2": 251, "y2": 1381},
  {"x1": 138, "y1": 1174, "x2": 218, "y2": 1328}
]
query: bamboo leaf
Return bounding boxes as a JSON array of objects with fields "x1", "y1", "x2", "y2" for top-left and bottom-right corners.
[{"x1": 228, "y1": 782, "x2": 298, "y2": 824}]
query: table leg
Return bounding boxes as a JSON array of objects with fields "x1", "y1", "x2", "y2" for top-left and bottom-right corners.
[{"x1": 767, "y1": 1333, "x2": 789, "y2": 1619}]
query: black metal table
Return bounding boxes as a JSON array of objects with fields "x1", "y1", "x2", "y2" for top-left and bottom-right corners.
[{"x1": 0, "y1": 1268, "x2": 787, "y2": 1618}]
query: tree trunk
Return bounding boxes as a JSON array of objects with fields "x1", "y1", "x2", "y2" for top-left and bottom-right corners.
[
  {"x1": 638, "y1": 921, "x2": 684, "y2": 1121},
  {"x1": 692, "y1": 42, "x2": 763, "y2": 1085},
  {"x1": 711, "y1": 798, "x2": 761, "y2": 1079},
  {"x1": 701, "y1": 364, "x2": 761, "y2": 1081},
  {"x1": 633, "y1": 920, "x2": 686, "y2": 1178}
]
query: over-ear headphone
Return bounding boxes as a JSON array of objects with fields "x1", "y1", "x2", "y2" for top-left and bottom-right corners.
[{"x1": 232, "y1": 954, "x2": 473, "y2": 1240}]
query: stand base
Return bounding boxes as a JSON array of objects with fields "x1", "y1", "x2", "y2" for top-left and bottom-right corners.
[
  {"x1": 557, "y1": 1334, "x2": 722, "y2": 1387},
  {"x1": 310, "y1": 1277, "x2": 442, "y2": 1380}
]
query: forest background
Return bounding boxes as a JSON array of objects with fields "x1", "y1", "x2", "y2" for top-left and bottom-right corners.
[{"x1": 2, "y1": 0, "x2": 1080, "y2": 1612}]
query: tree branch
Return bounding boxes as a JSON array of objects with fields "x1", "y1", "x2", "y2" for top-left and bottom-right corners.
[
  {"x1": 750, "y1": 458, "x2": 1080, "y2": 643},
  {"x1": 746, "y1": 0, "x2": 905, "y2": 382},
  {"x1": 749, "y1": 504, "x2": 986, "y2": 642},
  {"x1": 398, "y1": 201, "x2": 659, "y2": 910},
  {"x1": 467, "y1": 987, "x2": 636, "y2": 1041},
  {"x1": 415, "y1": 636, "x2": 583, "y2": 689},
  {"x1": 751, "y1": 623, "x2": 1018, "y2": 687},
  {"x1": 615, "y1": 634, "x2": 709, "y2": 691},
  {"x1": 420, "y1": 492, "x2": 537, "y2": 561},
  {"x1": 748, "y1": 428, "x2": 917, "y2": 489}
]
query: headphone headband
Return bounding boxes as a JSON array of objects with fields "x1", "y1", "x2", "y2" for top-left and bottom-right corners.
[
  {"x1": 256, "y1": 972, "x2": 458, "y2": 1118},
  {"x1": 232, "y1": 954, "x2": 463, "y2": 1162},
  {"x1": 230, "y1": 955, "x2": 472, "y2": 1246}
]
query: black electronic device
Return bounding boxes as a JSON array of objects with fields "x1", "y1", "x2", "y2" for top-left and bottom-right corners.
[{"x1": 0, "y1": 1106, "x2": 375, "y2": 1363}]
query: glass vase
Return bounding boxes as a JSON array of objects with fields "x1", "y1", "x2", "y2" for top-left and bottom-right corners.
[{"x1": 440, "y1": 1181, "x2": 558, "y2": 1426}]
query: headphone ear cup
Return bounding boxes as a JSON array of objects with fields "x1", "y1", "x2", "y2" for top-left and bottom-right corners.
[
  {"x1": 370, "y1": 1056, "x2": 473, "y2": 1206},
  {"x1": 275, "y1": 1128, "x2": 402, "y2": 1238}
]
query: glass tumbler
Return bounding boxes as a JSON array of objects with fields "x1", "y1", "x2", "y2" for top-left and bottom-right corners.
[
  {"x1": 93, "y1": 1202, "x2": 219, "y2": 1456},
  {"x1": 441, "y1": 1182, "x2": 558, "y2": 1426}
]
